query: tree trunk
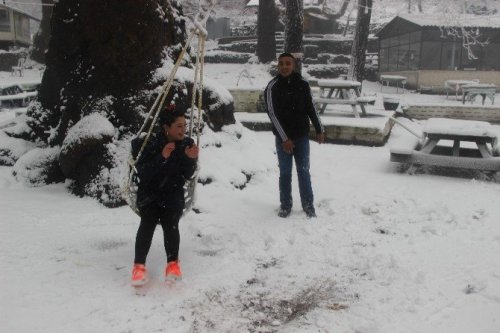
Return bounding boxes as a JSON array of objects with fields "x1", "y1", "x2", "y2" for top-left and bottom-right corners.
[
  {"x1": 257, "y1": 0, "x2": 277, "y2": 63},
  {"x1": 284, "y1": 0, "x2": 304, "y2": 72},
  {"x1": 332, "y1": 0, "x2": 351, "y2": 19},
  {"x1": 347, "y1": 0, "x2": 373, "y2": 82},
  {"x1": 31, "y1": 0, "x2": 53, "y2": 64}
]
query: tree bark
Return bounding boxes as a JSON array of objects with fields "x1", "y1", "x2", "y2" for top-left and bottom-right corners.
[
  {"x1": 332, "y1": 0, "x2": 351, "y2": 19},
  {"x1": 31, "y1": 0, "x2": 53, "y2": 64},
  {"x1": 257, "y1": 0, "x2": 277, "y2": 63},
  {"x1": 284, "y1": 0, "x2": 304, "y2": 72},
  {"x1": 348, "y1": 0, "x2": 372, "y2": 82}
]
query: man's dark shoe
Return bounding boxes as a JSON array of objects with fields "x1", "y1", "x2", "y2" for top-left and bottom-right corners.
[
  {"x1": 278, "y1": 207, "x2": 291, "y2": 218},
  {"x1": 304, "y1": 207, "x2": 316, "y2": 218}
]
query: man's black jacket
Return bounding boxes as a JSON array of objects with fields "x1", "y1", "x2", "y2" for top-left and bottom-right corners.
[
  {"x1": 132, "y1": 131, "x2": 197, "y2": 212},
  {"x1": 264, "y1": 72, "x2": 324, "y2": 142}
]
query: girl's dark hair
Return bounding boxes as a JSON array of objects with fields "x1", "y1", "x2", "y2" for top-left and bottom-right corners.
[
  {"x1": 159, "y1": 105, "x2": 185, "y2": 126},
  {"x1": 278, "y1": 52, "x2": 295, "y2": 60}
]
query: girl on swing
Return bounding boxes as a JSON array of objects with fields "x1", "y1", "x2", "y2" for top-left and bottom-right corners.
[{"x1": 131, "y1": 104, "x2": 199, "y2": 286}]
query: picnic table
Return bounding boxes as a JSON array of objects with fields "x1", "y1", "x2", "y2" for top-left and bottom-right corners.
[
  {"x1": 461, "y1": 83, "x2": 497, "y2": 105},
  {"x1": 313, "y1": 79, "x2": 372, "y2": 117},
  {"x1": 444, "y1": 79, "x2": 479, "y2": 99},
  {"x1": 380, "y1": 75, "x2": 407, "y2": 93},
  {"x1": 390, "y1": 118, "x2": 500, "y2": 172}
]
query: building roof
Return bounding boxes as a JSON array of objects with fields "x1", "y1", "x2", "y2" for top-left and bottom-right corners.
[
  {"x1": 0, "y1": 4, "x2": 41, "y2": 22},
  {"x1": 397, "y1": 13, "x2": 500, "y2": 29},
  {"x1": 376, "y1": 14, "x2": 500, "y2": 37}
]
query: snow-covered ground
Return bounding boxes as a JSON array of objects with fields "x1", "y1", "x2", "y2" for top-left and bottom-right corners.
[{"x1": 2, "y1": 64, "x2": 500, "y2": 332}]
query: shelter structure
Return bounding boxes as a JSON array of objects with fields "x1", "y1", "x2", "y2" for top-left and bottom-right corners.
[
  {"x1": 0, "y1": 3, "x2": 40, "y2": 49},
  {"x1": 246, "y1": 0, "x2": 347, "y2": 34},
  {"x1": 376, "y1": 14, "x2": 500, "y2": 90}
]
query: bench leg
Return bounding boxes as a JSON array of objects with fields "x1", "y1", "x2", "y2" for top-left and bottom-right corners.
[
  {"x1": 477, "y1": 143, "x2": 493, "y2": 158},
  {"x1": 353, "y1": 88, "x2": 367, "y2": 117},
  {"x1": 421, "y1": 138, "x2": 439, "y2": 154},
  {"x1": 351, "y1": 104, "x2": 360, "y2": 118},
  {"x1": 452, "y1": 140, "x2": 460, "y2": 157}
]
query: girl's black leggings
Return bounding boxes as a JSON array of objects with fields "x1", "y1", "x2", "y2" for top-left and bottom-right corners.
[{"x1": 134, "y1": 205, "x2": 182, "y2": 264}]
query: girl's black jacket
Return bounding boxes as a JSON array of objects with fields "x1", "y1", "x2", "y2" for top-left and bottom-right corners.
[
  {"x1": 132, "y1": 131, "x2": 197, "y2": 212},
  {"x1": 264, "y1": 72, "x2": 324, "y2": 142}
]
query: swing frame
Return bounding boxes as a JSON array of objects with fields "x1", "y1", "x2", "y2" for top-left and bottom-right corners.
[{"x1": 122, "y1": 1, "x2": 216, "y2": 215}]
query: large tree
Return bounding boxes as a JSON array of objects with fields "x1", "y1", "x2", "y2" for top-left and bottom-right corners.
[
  {"x1": 6, "y1": 0, "x2": 235, "y2": 207},
  {"x1": 347, "y1": 0, "x2": 373, "y2": 82},
  {"x1": 284, "y1": 0, "x2": 304, "y2": 72},
  {"x1": 256, "y1": 0, "x2": 277, "y2": 63}
]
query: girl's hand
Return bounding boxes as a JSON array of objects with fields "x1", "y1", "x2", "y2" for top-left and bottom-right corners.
[
  {"x1": 185, "y1": 144, "x2": 199, "y2": 159},
  {"x1": 162, "y1": 142, "x2": 176, "y2": 159}
]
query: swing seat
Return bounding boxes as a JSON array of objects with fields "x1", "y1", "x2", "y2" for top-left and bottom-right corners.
[{"x1": 122, "y1": 157, "x2": 198, "y2": 216}]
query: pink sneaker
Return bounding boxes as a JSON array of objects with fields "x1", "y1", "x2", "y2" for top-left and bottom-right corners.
[
  {"x1": 165, "y1": 261, "x2": 182, "y2": 281},
  {"x1": 131, "y1": 264, "x2": 149, "y2": 287}
]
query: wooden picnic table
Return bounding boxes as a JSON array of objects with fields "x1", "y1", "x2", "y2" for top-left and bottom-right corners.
[
  {"x1": 444, "y1": 79, "x2": 479, "y2": 99},
  {"x1": 423, "y1": 118, "x2": 497, "y2": 157},
  {"x1": 461, "y1": 83, "x2": 497, "y2": 105},
  {"x1": 391, "y1": 118, "x2": 500, "y2": 172},
  {"x1": 0, "y1": 83, "x2": 38, "y2": 107},
  {"x1": 314, "y1": 79, "x2": 370, "y2": 117}
]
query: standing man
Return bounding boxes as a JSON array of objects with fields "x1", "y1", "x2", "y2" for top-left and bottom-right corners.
[{"x1": 264, "y1": 52, "x2": 325, "y2": 218}]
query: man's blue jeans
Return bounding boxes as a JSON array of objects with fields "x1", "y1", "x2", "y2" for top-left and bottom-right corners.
[{"x1": 275, "y1": 136, "x2": 314, "y2": 211}]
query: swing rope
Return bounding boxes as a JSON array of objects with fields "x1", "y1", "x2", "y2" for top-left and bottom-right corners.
[{"x1": 122, "y1": 1, "x2": 215, "y2": 215}]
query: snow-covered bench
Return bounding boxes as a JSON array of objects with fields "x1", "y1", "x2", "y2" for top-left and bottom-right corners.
[
  {"x1": 461, "y1": 83, "x2": 497, "y2": 105},
  {"x1": 0, "y1": 83, "x2": 38, "y2": 107},
  {"x1": 313, "y1": 79, "x2": 369, "y2": 117},
  {"x1": 390, "y1": 118, "x2": 500, "y2": 172},
  {"x1": 0, "y1": 91, "x2": 37, "y2": 107},
  {"x1": 380, "y1": 75, "x2": 407, "y2": 93},
  {"x1": 11, "y1": 57, "x2": 26, "y2": 77}
]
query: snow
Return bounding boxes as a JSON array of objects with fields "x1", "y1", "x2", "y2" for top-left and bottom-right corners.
[
  {"x1": 424, "y1": 118, "x2": 498, "y2": 137},
  {"x1": 60, "y1": 113, "x2": 115, "y2": 155},
  {"x1": 0, "y1": 129, "x2": 36, "y2": 165},
  {"x1": 12, "y1": 146, "x2": 60, "y2": 185},
  {"x1": 2, "y1": 65, "x2": 500, "y2": 332}
]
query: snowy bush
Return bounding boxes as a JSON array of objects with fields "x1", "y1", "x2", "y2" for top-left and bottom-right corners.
[
  {"x1": 0, "y1": 130, "x2": 37, "y2": 166},
  {"x1": 79, "y1": 141, "x2": 129, "y2": 208},
  {"x1": 205, "y1": 50, "x2": 252, "y2": 64},
  {"x1": 219, "y1": 41, "x2": 256, "y2": 53},
  {"x1": 12, "y1": 147, "x2": 64, "y2": 186},
  {"x1": 1, "y1": 114, "x2": 33, "y2": 140},
  {"x1": 59, "y1": 113, "x2": 115, "y2": 179}
]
